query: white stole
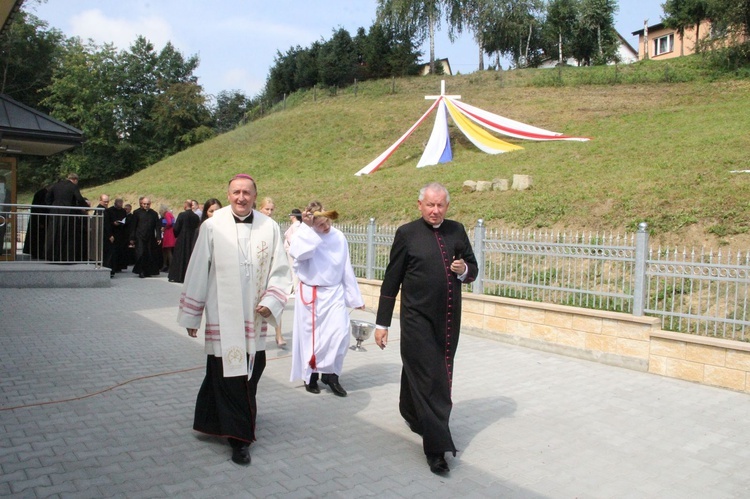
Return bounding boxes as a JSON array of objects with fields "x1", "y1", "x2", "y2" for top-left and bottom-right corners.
[{"x1": 213, "y1": 207, "x2": 256, "y2": 378}]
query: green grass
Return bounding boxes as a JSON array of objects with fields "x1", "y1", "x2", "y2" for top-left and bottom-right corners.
[{"x1": 70, "y1": 57, "x2": 750, "y2": 248}]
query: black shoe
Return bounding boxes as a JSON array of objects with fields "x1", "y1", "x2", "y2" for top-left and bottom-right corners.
[
  {"x1": 321, "y1": 373, "x2": 347, "y2": 397},
  {"x1": 231, "y1": 444, "x2": 251, "y2": 465},
  {"x1": 426, "y1": 453, "x2": 449, "y2": 474},
  {"x1": 305, "y1": 372, "x2": 320, "y2": 394},
  {"x1": 138, "y1": 272, "x2": 145, "y2": 278}
]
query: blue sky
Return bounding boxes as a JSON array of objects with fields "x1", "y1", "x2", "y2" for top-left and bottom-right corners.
[{"x1": 29, "y1": 0, "x2": 664, "y2": 100}]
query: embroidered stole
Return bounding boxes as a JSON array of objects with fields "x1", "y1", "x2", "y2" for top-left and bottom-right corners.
[{"x1": 213, "y1": 207, "x2": 257, "y2": 378}]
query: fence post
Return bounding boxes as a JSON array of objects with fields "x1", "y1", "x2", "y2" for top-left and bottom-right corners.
[
  {"x1": 472, "y1": 219, "x2": 485, "y2": 294},
  {"x1": 633, "y1": 222, "x2": 649, "y2": 316},
  {"x1": 366, "y1": 217, "x2": 376, "y2": 280}
]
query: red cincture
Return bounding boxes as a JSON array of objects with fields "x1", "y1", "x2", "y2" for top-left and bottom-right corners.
[{"x1": 300, "y1": 282, "x2": 318, "y2": 369}]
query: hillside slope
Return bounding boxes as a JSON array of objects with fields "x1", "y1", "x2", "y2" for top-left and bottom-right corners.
[{"x1": 83, "y1": 70, "x2": 750, "y2": 248}]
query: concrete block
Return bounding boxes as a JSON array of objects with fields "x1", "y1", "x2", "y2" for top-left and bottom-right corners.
[
  {"x1": 665, "y1": 358, "x2": 704, "y2": 382},
  {"x1": 726, "y1": 350, "x2": 750, "y2": 370},
  {"x1": 476, "y1": 180, "x2": 493, "y2": 192},
  {"x1": 685, "y1": 344, "x2": 726, "y2": 367},
  {"x1": 511, "y1": 174, "x2": 533, "y2": 190},
  {"x1": 492, "y1": 178, "x2": 509, "y2": 191},
  {"x1": 462, "y1": 180, "x2": 477, "y2": 193},
  {"x1": 704, "y1": 365, "x2": 746, "y2": 391},
  {"x1": 650, "y1": 337, "x2": 686, "y2": 359}
]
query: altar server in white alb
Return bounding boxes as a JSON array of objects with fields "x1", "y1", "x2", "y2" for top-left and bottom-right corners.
[
  {"x1": 177, "y1": 173, "x2": 291, "y2": 466},
  {"x1": 289, "y1": 202, "x2": 364, "y2": 397}
]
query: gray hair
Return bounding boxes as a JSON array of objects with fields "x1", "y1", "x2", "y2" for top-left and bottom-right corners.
[{"x1": 418, "y1": 182, "x2": 450, "y2": 203}]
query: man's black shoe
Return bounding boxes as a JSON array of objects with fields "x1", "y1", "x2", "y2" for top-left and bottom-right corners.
[
  {"x1": 426, "y1": 453, "x2": 449, "y2": 474},
  {"x1": 321, "y1": 374, "x2": 347, "y2": 397},
  {"x1": 304, "y1": 380, "x2": 320, "y2": 394},
  {"x1": 231, "y1": 445, "x2": 251, "y2": 465}
]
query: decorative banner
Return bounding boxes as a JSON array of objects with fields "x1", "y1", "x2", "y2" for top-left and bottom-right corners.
[
  {"x1": 448, "y1": 98, "x2": 591, "y2": 141},
  {"x1": 355, "y1": 81, "x2": 590, "y2": 175},
  {"x1": 444, "y1": 98, "x2": 524, "y2": 155},
  {"x1": 354, "y1": 98, "x2": 442, "y2": 176},
  {"x1": 417, "y1": 96, "x2": 453, "y2": 168}
]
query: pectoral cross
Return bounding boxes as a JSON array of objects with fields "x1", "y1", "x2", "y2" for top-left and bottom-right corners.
[{"x1": 241, "y1": 259, "x2": 252, "y2": 277}]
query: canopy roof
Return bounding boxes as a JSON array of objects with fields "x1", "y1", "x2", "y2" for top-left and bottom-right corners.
[{"x1": 0, "y1": 93, "x2": 84, "y2": 156}]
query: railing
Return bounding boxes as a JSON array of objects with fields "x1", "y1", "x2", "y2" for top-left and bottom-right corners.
[
  {"x1": 326, "y1": 219, "x2": 750, "y2": 342},
  {"x1": 0, "y1": 203, "x2": 104, "y2": 266}
]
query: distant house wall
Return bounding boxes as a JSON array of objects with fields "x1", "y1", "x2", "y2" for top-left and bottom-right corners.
[{"x1": 633, "y1": 20, "x2": 714, "y2": 60}]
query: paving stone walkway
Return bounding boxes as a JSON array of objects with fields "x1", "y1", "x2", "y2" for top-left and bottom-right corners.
[{"x1": 2, "y1": 272, "x2": 749, "y2": 498}]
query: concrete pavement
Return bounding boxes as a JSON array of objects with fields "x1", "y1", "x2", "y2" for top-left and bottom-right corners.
[{"x1": 1, "y1": 272, "x2": 750, "y2": 498}]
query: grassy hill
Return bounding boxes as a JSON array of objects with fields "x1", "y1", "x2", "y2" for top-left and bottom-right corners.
[{"x1": 81, "y1": 57, "x2": 750, "y2": 248}]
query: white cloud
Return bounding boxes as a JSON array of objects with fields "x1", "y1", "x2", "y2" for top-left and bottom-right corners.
[
  {"x1": 216, "y1": 17, "x2": 320, "y2": 43},
  {"x1": 218, "y1": 68, "x2": 265, "y2": 97},
  {"x1": 68, "y1": 9, "x2": 178, "y2": 50}
]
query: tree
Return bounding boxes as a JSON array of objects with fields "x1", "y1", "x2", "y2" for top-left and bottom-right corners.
[
  {"x1": 213, "y1": 90, "x2": 251, "y2": 134},
  {"x1": 479, "y1": 0, "x2": 546, "y2": 68},
  {"x1": 41, "y1": 38, "x2": 126, "y2": 182},
  {"x1": 318, "y1": 28, "x2": 357, "y2": 87},
  {"x1": 573, "y1": 0, "x2": 619, "y2": 65},
  {"x1": 152, "y1": 81, "x2": 213, "y2": 156},
  {"x1": 663, "y1": 0, "x2": 710, "y2": 55},
  {"x1": 545, "y1": 0, "x2": 579, "y2": 65},
  {"x1": 377, "y1": 0, "x2": 464, "y2": 74},
  {"x1": 0, "y1": 10, "x2": 64, "y2": 111},
  {"x1": 708, "y1": 0, "x2": 750, "y2": 37},
  {"x1": 42, "y1": 35, "x2": 209, "y2": 184}
]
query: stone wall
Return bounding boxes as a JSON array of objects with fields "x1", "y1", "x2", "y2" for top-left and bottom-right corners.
[{"x1": 357, "y1": 279, "x2": 750, "y2": 394}]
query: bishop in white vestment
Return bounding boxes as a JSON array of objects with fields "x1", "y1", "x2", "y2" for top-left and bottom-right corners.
[{"x1": 177, "y1": 174, "x2": 291, "y2": 465}]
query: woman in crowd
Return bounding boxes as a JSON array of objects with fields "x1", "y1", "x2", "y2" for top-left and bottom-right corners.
[
  {"x1": 200, "y1": 198, "x2": 222, "y2": 224},
  {"x1": 159, "y1": 204, "x2": 176, "y2": 272}
]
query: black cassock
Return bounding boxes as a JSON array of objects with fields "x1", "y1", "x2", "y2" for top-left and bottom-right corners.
[
  {"x1": 22, "y1": 187, "x2": 49, "y2": 259},
  {"x1": 167, "y1": 209, "x2": 200, "y2": 283},
  {"x1": 129, "y1": 207, "x2": 161, "y2": 277},
  {"x1": 104, "y1": 205, "x2": 128, "y2": 273},
  {"x1": 376, "y1": 218, "x2": 478, "y2": 456}
]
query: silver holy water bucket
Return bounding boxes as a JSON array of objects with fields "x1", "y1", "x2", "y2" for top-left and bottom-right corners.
[{"x1": 349, "y1": 319, "x2": 375, "y2": 351}]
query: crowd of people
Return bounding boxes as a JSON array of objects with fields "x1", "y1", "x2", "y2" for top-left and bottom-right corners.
[{"x1": 27, "y1": 173, "x2": 475, "y2": 475}]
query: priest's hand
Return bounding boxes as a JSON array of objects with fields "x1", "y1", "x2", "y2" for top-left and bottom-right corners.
[
  {"x1": 375, "y1": 327, "x2": 388, "y2": 350},
  {"x1": 256, "y1": 305, "x2": 271, "y2": 318},
  {"x1": 450, "y1": 258, "x2": 466, "y2": 275},
  {"x1": 187, "y1": 328, "x2": 197, "y2": 338}
]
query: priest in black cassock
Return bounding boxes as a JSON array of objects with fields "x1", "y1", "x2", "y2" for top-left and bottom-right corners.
[
  {"x1": 168, "y1": 199, "x2": 201, "y2": 283},
  {"x1": 374, "y1": 182, "x2": 478, "y2": 475},
  {"x1": 104, "y1": 198, "x2": 129, "y2": 276},
  {"x1": 129, "y1": 197, "x2": 162, "y2": 278}
]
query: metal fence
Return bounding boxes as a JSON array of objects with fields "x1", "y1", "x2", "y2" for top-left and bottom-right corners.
[
  {"x1": 330, "y1": 219, "x2": 750, "y2": 342},
  {"x1": 0, "y1": 204, "x2": 104, "y2": 266}
]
